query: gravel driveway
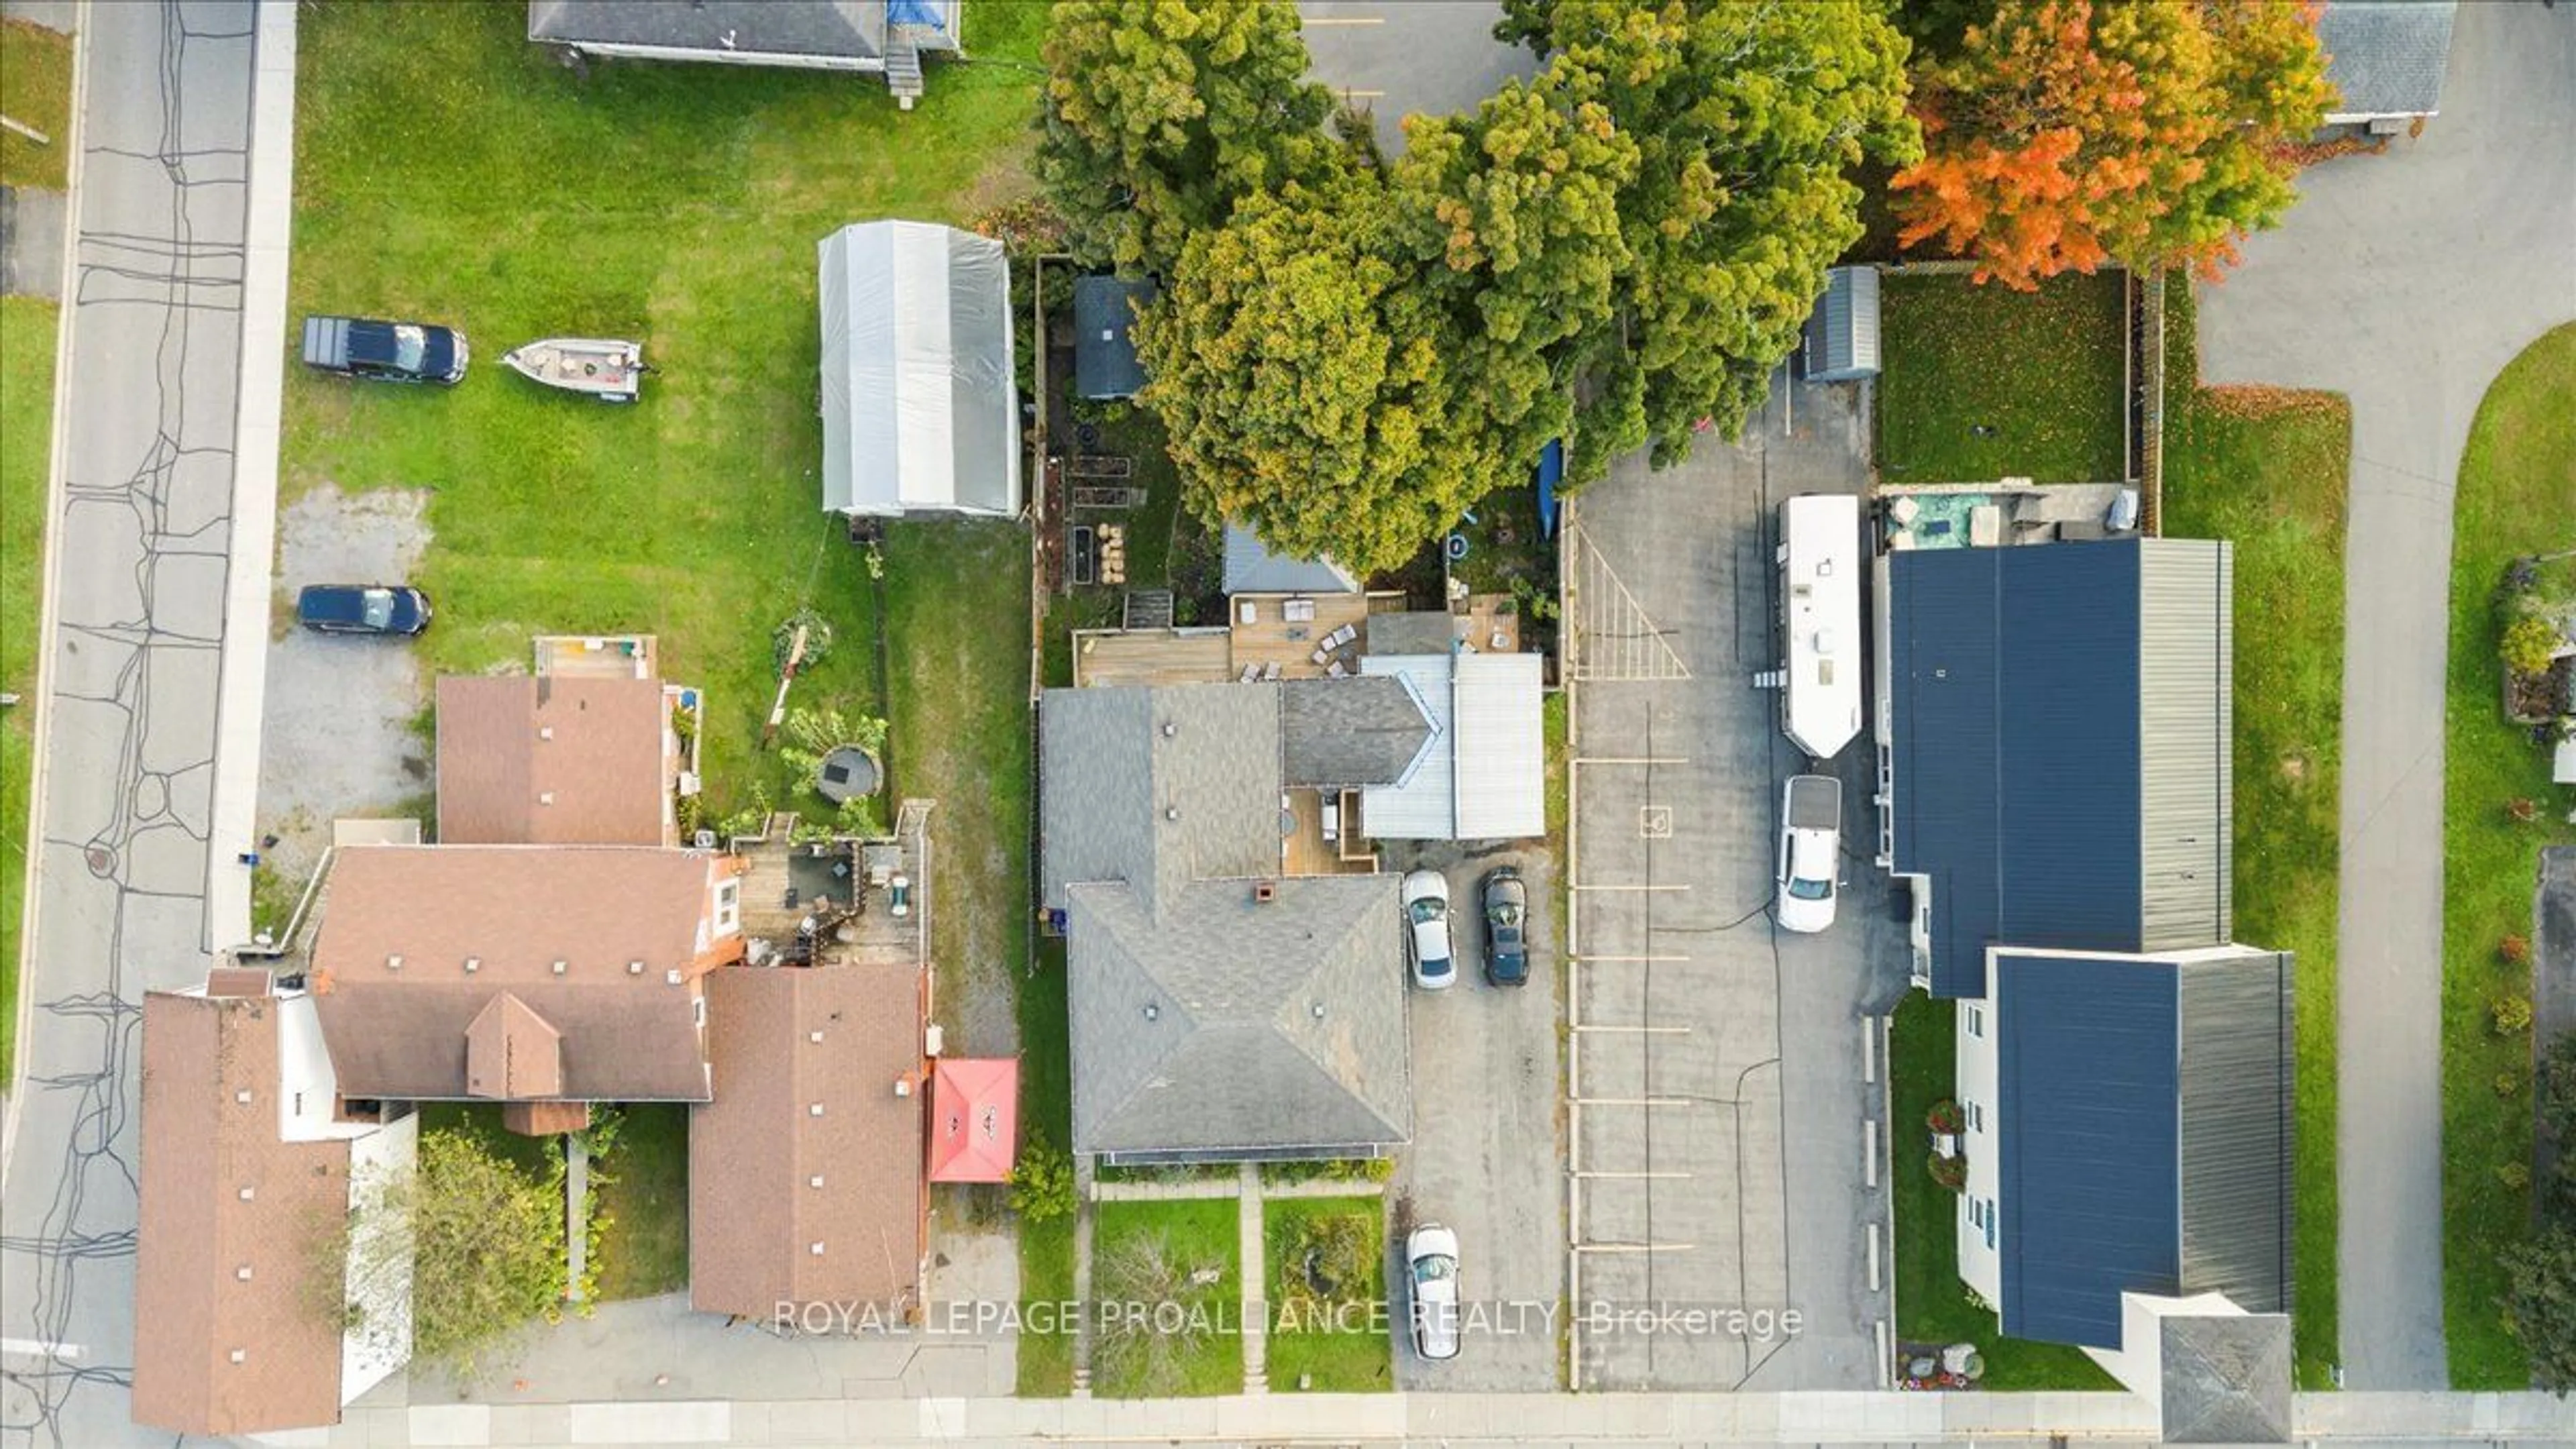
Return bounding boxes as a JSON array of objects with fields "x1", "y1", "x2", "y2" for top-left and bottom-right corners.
[{"x1": 254, "y1": 484, "x2": 435, "y2": 887}]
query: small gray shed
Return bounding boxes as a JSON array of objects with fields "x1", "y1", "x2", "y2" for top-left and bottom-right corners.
[
  {"x1": 1801, "y1": 266, "x2": 1880, "y2": 383},
  {"x1": 1072, "y1": 276, "x2": 1155, "y2": 400}
]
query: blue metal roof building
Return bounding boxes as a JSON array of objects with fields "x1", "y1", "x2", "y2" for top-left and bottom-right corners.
[
  {"x1": 1884, "y1": 538, "x2": 2235, "y2": 999},
  {"x1": 1993, "y1": 947, "x2": 2295, "y2": 1349}
]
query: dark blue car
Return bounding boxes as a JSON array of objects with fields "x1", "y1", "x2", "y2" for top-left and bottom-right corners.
[
  {"x1": 296, "y1": 584, "x2": 431, "y2": 637},
  {"x1": 301, "y1": 315, "x2": 468, "y2": 385}
]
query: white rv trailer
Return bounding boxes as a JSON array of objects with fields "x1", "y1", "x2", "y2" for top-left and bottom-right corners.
[{"x1": 1776, "y1": 494, "x2": 1863, "y2": 761}]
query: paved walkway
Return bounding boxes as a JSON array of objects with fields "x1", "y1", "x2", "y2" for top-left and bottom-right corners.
[
  {"x1": 0, "y1": 3, "x2": 291, "y2": 1444},
  {"x1": 311, "y1": 1388, "x2": 2575, "y2": 1447},
  {"x1": 2195, "y1": 1, "x2": 2576, "y2": 1388},
  {"x1": 1237, "y1": 1165, "x2": 1268, "y2": 1395}
]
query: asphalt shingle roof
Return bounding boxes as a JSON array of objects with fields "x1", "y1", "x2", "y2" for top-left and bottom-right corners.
[
  {"x1": 2318, "y1": 0, "x2": 2456, "y2": 120},
  {"x1": 1279, "y1": 676, "x2": 1434, "y2": 789}
]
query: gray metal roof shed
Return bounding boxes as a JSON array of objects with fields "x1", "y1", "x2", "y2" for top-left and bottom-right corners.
[
  {"x1": 1886, "y1": 538, "x2": 2235, "y2": 999},
  {"x1": 1802, "y1": 266, "x2": 1880, "y2": 383},
  {"x1": 1223, "y1": 524, "x2": 1358, "y2": 596},
  {"x1": 817, "y1": 221, "x2": 1021, "y2": 519},
  {"x1": 2317, "y1": 0, "x2": 2457, "y2": 123},
  {"x1": 1994, "y1": 946, "x2": 2294, "y2": 1348},
  {"x1": 1072, "y1": 276, "x2": 1155, "y2": 400}
]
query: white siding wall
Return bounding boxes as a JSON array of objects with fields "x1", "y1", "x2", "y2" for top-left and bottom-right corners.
[
  {"x1": 276, "y1": 991, "x2": 370, "y2": 1144},
  {"x1": 341, "y1": 1112, "x2": 419, "y2": 1405},
  {"x1": 1955, "y1": 994, "x2": 2004, "y2": 1307}
]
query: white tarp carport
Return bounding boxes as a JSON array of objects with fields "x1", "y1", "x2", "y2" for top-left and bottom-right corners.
[
  {"x1": 1360, "y1": 650, "x2": 1544, "y2": 841},
  {"x1": 818, "y1": 220, "x2": 1021, "y2": 517}
]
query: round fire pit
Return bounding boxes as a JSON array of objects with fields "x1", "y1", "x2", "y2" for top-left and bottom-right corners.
[{"x1": 815, "y1": 745, "x2": 881, "y2": 805}]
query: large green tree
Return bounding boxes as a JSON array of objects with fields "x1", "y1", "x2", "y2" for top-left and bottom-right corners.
[
  {"x1": 1890, "y1": 0, "x2": 2330, "y2": 288},
  {"x1": 1133, "y1": 182, "x2": 1494, "y2": 578},
  {"x1": 330, "y1": 1128, "x2": 566, "y2": 1376},
  {"x1": 1389, "y1": 68, "x2": 1637, "y2": 482},
  {"x1": 1509, "y1": 0, "x2": 1920, "y2": 476},
  {"x1": 1035, "y1": 0, "x2": 1343, "y2": 275}
]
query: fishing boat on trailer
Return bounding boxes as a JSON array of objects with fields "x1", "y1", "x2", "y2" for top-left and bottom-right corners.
[{"x1": 500, "y1": 337, "x2": 647, "y2": 402}]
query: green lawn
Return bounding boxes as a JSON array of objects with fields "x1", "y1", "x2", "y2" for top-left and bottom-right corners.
[
  {"x1": 589, "y1": 1104, "x2": 691, "y2": 1301},
  {"x1": 289, "y1": 0, "x2": 1046, "y2": 1322},
  {"x1": 1888, "y1": 996, "x2": 2117, "y2": 1390},
  {"x1": 1263, "y1": 1195, "x2": 1391, "y2": 1393},
  {"x1": 0, "y1": 18, "x2": 73, "y2": 190},
  {"x1": 1876, "y1": 271, "x2": 2128, "y2": 485},
  {"x1": 1090, "y1": 1197, "x2": 1244, "y2": 1397},
  {"x1": 1016, "y1": 936, "x2": 1076, "y2": 1396},
  {"x1": 1, "y1": 297, "x2": 58, "y2": 1083},
  {"x1": 2440, "y1": 322, "x2": 2576, "y2": 1389},
  {"x1": 2160, "y1": 284, "x2": 2349, "y2": 1389},
  {"x1": 287, "y1": 0, "x2": 1042, "y2": 824}
]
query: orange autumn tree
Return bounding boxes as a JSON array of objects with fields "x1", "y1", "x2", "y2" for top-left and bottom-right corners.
[{"x1": 1891, "y1": 0, "x2": 2332, "y2": 289}]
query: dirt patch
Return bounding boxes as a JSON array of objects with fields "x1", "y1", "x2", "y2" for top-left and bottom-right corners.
[{"x1": 254, "y1": 484, "x2": 436, "y2": 883}]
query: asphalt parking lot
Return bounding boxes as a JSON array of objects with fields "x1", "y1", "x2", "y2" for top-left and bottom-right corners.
[
  {"x1": 1296, "y1": 1, "x2": 1536, "y2": 156},
  {"x1": 1386, "y1": 840, "x2": 1565, "y2": 1391},
  {"x1": 1564, "y1": 376, "x2": 1905, "y2": 1392},
  {"x1": 253, "y1": 484, "x2": 436, "y2": 892}
]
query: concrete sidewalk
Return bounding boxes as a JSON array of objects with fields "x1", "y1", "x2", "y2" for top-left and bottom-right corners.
[{"x1": 311, "y1": 1387, "x2": 2575, "y2": 1447}]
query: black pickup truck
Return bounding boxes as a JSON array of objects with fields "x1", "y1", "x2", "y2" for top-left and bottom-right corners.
[{"x1": 301, "y1": 315, "x2": 468, "y2": 385}]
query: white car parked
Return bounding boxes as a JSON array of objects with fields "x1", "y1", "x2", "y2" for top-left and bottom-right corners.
[
  {"x1": 1401, "y1": 869, "x2": 1456, "y2": 989},
  {"x1": 1406, "y1": 1223, "x2": 1461, "y2": 1361},
  {"x1": 1776, "y1": 774, "x2": 1843, "y2": 934}
]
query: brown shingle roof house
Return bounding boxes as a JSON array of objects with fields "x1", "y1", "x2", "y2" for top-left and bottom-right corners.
[
  {"x1": 311, "y1": 845, "x2": 745, "y2": 1104},
  {"x1": 690, "y1": 959, "x2": 927, "y2": 1320},
  {"x1": 437, "y1": 674, "x2": 676, "y2": 846},
  {"x1": 133, "y1": 978, "x2": 418, "y2": 1437}
]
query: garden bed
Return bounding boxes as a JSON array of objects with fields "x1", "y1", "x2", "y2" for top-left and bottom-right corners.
[{"x1": 1265, "y1": 1195, "x2": 1391, "y2": 1393}]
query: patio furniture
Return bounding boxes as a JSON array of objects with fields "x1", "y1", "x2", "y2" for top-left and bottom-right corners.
[
  {"x1": 1326, "y1": 660, "x2": 1348, "y2": 678},
  {"x1": 1284, "y1": 597, "x2": 1317, "y2": 623},
  {"x1": 1239, "y1": 600, "x2": 1258, "y2": 625},
  {"x1": 1313, "y1": 647, "x2": 1331, "y2": 665},
  {"x1": 1263, "y1": 661, "x2": 1281, "y2": 682},
  {"x1": 1240, "y1": 663, "x2": 1260, "y2": 683}
]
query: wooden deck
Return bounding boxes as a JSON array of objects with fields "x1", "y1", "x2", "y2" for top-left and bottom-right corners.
[
  {"x1": 1284, "y1": 788, "x2": 1375, "y2": 876},
  {"x1": 1228, "y1": 592, "x2": 1375, "y2": 680},
  {"x1": 1071, "y1": 628, "x2": 1233, "y2": 689},
  {"x1": 535, "y1": 633, "x2": 658, "y2": 680},
  {"x1": 1462, "y1": 594, "x2": 1522, "y2": 655}
]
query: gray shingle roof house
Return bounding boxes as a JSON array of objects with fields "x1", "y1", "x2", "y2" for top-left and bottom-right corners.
[
  {"x1": 1073, "y1": 276, "x2": 1155, "y2": 401},
  {"x1": 528, "y1": 1, "x2": 961, "y2": 107},
  {"x1": 1040, "y1": 682, "x2": 1420, "y2": 1163},
  {"x1": 2156, "y1": 1313, "x2": 2294, "y2": 1444},
  {"x1": 1881, "y1": 538, "x2": 2235, "y2": 999},
  {"x1": 2316, "y1": 0, "x2": 2457, "y2": 126}
]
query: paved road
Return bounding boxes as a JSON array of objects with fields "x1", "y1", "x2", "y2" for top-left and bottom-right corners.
[
  {"x1": 1296, "y1": 0, "x2": 1535, "y2": 156},
  {"x1": 2194, "y1": 2, "x2": 2576, "y2": 1389},
  {"x1": 0, "y1": 3, "x2": 273, "y2": 1444},
  {"x1": 1564, "y1": 375, "x2": 1898, "y2": 1392}
]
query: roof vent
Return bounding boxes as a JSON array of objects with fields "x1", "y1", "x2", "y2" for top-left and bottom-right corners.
[
  {"x1": 539, "y1": 792, "x2": 555, "y2": 806},
  {"x1": 1311, "y1": 1002, "x2": 1326, "y2": 1020},
  {"x1": 235, "y1": 1089, "x2": 253, "y2": 1105},
  {"x1": 1165, "y1": 806, "x2": 1179, "y2": 822},
  {"x1": 464, "y1": 957, "x2": 480, "y2": 973},
  {"x1": 539, "y1": 726, "x2": 554, "y2": 741},
  {"x1": 809, "y1": 1103, "x2": 824, "y2": 1117},
  {"x1": 553, "y1": 959, "x2": 568, "y2": 976},
  {"x1": 628, "y1": 961, "x2": 645, "y2": 975},
  {"x1": 1161, "y1": 721, "x2": 1177, "y2": 738},
  {"x1": 894, "y1": 1075, "x2": 913, "y2": 1097},
  {"x1": 235, "y1": 1265, "x2": 253, "y2": 1282},
  {"x1": 386, "y1": 955, "x2": 402, "y2": 971},
  {"x1": 665, "y1": 969, "x2": 683, "y2": 985},
  {"x1": 808, "y1": 1030, "x2": 824, "y2": 1044},
  {"x1": 1254, "y1": 881, "x2": 1277, "y2": 904},
  {"x1": 809, "y1": 1175, "x2": 824, "y2": 1189},
  {"x1": 229, "y1": 1348, "x2": 247, "y2": 1365},
  {"x1": 1142, "y1": 1002, "x2": 1160, "y2": 1021},
  {"x1": 237, "y1": 1186, "x2": 256, "y2": 1201},
  {"x1": 809, "y1": 1242, "x2": 826, "y2": 1256}
]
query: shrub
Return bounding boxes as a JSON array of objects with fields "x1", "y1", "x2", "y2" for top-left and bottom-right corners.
[
  {"x1": 2499, "y1": 1071, "x2": 2526, "y2": 1097},
  {"x1": 1928, "y1": 1152, "x2": 1968, "y2": 1192},
  {"x1": 2503, "y1": 614, "x2": 2562, "y2": 677},
  {"x1": 2505, "y1": 934, "x2": 2536, "y2": 966},
  {"x1": 2495, "y1": 994, "x2": 2536, "y2": 1037},
  {"x1": 1926, "y1": 1099, "x2": 1964, "y2": 1135},
  {"x1": 1010, "y1": 1130, "x2": 1078, "y2": 1224},
  {"x1": 669, "y1": 704, "x2": 697, "y2": 743},
  {"x1": 2501, "y1": 1162, "x2": 2534, "y2": 1192}
]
